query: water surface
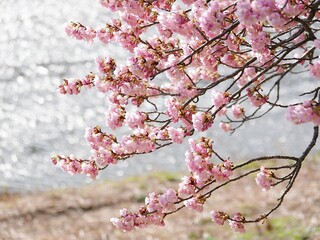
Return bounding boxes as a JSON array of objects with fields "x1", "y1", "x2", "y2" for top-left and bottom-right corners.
[{"x1": 0, "y1": 0, "x2": 319, "y2": 192}]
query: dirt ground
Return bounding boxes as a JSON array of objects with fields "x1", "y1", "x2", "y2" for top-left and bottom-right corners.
[{"x1": 0, "y1": 158, "x2": 320, "y2": 240}]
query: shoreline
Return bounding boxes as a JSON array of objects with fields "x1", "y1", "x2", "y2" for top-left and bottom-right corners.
[{"x1": 1, "y1": 160, "x2": 319, "y2": 239}]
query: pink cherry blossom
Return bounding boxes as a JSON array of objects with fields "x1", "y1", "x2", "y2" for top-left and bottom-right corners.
[
  {"x1": 125, "y1": 111, "x2": 147, "y2": 129},
  {"x1": 310, "y1": 59, "x2": 320, "y2": 79},
  {"x1": 114, "y1": 27, "x2": 140, "y2": 53},
  {"x1": 81, "y1": 161, "x2": 99, "y2": 179},
  {"x1": 145, "y1": 192, "x2": 162, "y2": 213},
  {"x1": 211, "y1": 210, "x2": 228, "y2": 225},
  {"x1": 219, "y1": 122, "x2": 231, "y2": 132},
  {"x1": 192, "y1": 112, "x2": 213, "y2": 132},
  {"x1": 52, "y1": 155, "x2": 99, "y2": 179},
  {"x1": 65, "y1": 22, "x2": 96, "y2": 42},
  {"x1": 99, "y1": 0, "x2": 123, "y2": 11},
  {"x1": 198, "y1": 2, "x2": 224, "y2": 38},
  {"x1": 236, "y1": 0, "x2": 257, "y2": 25},
  {"x1": 247, "y1": 88, "x2": 268, "y2": 107},
  {"x1": 178, "y1": 176, "x2": 196, "y2": 197},
  {"x1": 110, "y1": 209, "x2": 136, "y2": 232},
  {"x1": 229, "y1": 213, "x2": 246, "y2": 233},
  {"x1": 237, "y1": 67, "x2": 257, "y2": 87},
  {"x1": 96, "y1": 57, "x2": 116, "y2": 75},
  {"x1": 96, "y1": 25, "x2": 115, "y2": 44},
  {"x1": 165, "y1": 98, "x2": 181, "y2": 123},
  {"x1": 168, "y1": 127, "x2": 185, "y2": 144},
  {"x1": 211, "y1": 161, "x2": 233, "y2": 182},
  {"x1": 212, "y1": 90, "x2": 230, "y2": 109},
  {"x1": 184, "y1": 197, "x2": 204, "y2": 212},
  {"x1": 106, "y1": 104, "x2": 125, "y2": 130},
  {"x1": 58, "y1": 75, "x2": 95, "y2": 95},
  {"x1": 255, "y1": 167, "x2": 274, "y2": 191},
  {"x1": 158, "y1": 189, "x2": 178, "y2": 213},
  {"x1": 287, "y1": 101, "x2": 320, "y2": 125},
  {"x1": 231, "y1": 105, "x2": 245, "y2": 119},
  {"x1": 182, "y1": 0, "x2": 196, "y2": 5},
  {"x1": 158, "y1": 5, "x2": 195, "y2": 38}
]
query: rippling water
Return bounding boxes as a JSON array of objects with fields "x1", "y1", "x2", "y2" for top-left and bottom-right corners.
[{"x1": 0, "y1": 0, "x2": 319, "y2": 192}]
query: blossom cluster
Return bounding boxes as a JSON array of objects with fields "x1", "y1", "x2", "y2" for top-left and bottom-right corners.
[
  {"x1": 110, "y1": 189, "x2": 178, "y2": 231},
  {"x1": 287, "y1": 101, "x2": 320, "y2": 125},
  {"x1": 210, "y1": 210, "x2": 245, "y2": 232},
  {"x1": 52, "y1": 121, "x2": 190, "y2": 178},
  {"x1": 65, "y1": 21, "x2": 96, "y2": 42},
  {"x1": 110, "y1": 136, "x2": 238, "y2": 231},
  {"x1": 60, "y1": 0, "x2": 319, "y2": 140},
  {"x1": 255, "y1": 167, "x2": 274, "y2": 191},
  {"x1": 182, "y1": 138, "x2": 233, "y2": 190},
  {"x1": 58, "y1": 73, "x2": 95, "y2": 95},
  {"x1": 51, "y1": 155, "x2": 98, "y2": 179}
]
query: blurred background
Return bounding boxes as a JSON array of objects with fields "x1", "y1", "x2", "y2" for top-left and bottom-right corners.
[{"x1": 0, "y1": 0, "x2": 319, "y2": 193}]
